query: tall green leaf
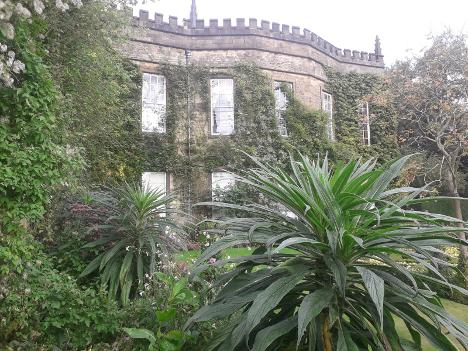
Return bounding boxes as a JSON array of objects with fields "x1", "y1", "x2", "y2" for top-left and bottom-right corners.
[
  {"x1": 230, "y1": 264, "x2": 308, "y2": 348},
  {"x1": 252, "y1": 316, "x2": 298, "y2": 351},
  {"x1": 297, "y1": 287, "x2": 333, "y2": 348},
  {"x1": 356, "y1": 266, "x2": 385, "y2": 328}
]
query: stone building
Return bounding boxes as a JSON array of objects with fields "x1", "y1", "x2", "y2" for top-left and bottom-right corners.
[{"x1": 125, "y1": 0, "x2": 385, "y2": 212}]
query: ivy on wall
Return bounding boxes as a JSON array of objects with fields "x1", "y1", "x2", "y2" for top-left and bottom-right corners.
[
  {"x1": 324, "y1": 68, "x2": 399, "y2": 164},
  {"x1": 83, "y1": 61, "x2": 144, "y2": 184},
  {"x1": 141, "y1": 64, "x2": 188, "y2": 174},
  {"x1": 130, "y1": 63, "x2": 399, "y2": 213},
  {"x1": 198, "y1": 65, "x2": 286, "y2": 171},
  {"x1": 282, "y1": 87, "x2": 329, "y2": 161}
]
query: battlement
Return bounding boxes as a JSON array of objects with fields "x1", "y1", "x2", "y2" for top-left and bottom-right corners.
[{"x1": 133, "y1": 10, "x2": 384, "y2": 68}]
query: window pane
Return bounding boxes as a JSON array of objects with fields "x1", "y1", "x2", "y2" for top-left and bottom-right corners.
[
  {"x1": 211, "y1": 79, "x2": 234, "y2": 135},
  {"x1": 217, "y1": 93, "x2": 234, "y2": 107},
  {"x1": 212, "y1": 172, "x2": 235, "y2": 198},
  {"x1": 359, "y1": 102, "x2": 370, "y2": 145},
  {"x1": 275, "y1": 110, "x2": 288, "y2": 137},
  {"x1": 274, "y1": 81, "x2": 292, "y2": 137},
  {"x1": 142, "y1": 172, "x2": 167, "y2": 216},
  {"x1": 213, "y1": 107, "x2": 234, "y2": 135},
  {"x1": 322, "y1": 92, "x2": 334, "y2": 140},
  {"x1": 142, "y1": 172, "x2": 167, "y2": 194},
  {"x1": 142, "y1": 73, "x2": 166, "y2": 133},
  {"x1": 359, "y1": 102, "x2": 368, "y2": 117},
  {"x1": 142, "y1": 75, "x2": 153, "y2": 103},
  {"x1": 274, "y1": 81, "x2": 291, "y2": 111}
]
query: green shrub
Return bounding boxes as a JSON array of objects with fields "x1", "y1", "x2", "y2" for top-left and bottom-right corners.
[
  {"x1": 37, "y1": 187, "x2": 107, "y2": 278},
  {"x1": 0, "y1": 230, "x2": 36, "y2": 275},
  {"x1": 0, "y1": 20, "x2": 79, "y2": 233},
  {"x1": 45, "y1": 1, "x2": 144, "y2": 184},
  {"x1": 123, "y1": 272, "x2": 199, "y2": 351},
  {"x1": 0, "y1": 251, "x2": 121, "y2": 349}
]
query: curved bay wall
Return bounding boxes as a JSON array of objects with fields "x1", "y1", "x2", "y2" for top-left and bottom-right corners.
[
  {"x1": 125, "y1": 11, "x2": 386, "y2": 214},
  {"x1": 126, "y1": 11, "x2": 384, "y2": 107}
]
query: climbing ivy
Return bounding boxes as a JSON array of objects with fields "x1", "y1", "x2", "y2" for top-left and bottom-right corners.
[
  {"x1": 142, "y1": 64, "x2": 186, "y2": 174},
  {"x1": 135, "y1": 63, "x2": 399, "y2": 214},
  {"x1": 198, "y1": 65, "x2": 286, "y2": 171},
  {"x1": 45, "y1": 0, "x2": 144, "y2": 184},
  {"x1": 282, "y1": 86, "x2": 329, "y2": 161},
  {"x1": 324, "y1": 68, "x2": 399, "y2": 163}
]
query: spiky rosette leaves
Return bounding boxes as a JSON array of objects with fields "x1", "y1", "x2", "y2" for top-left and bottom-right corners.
[
  {"x1": 80, "y1": 183, "x2": 189, "y2": 305},
  {"x1": 189, "y1": 154, "x2": 468, "y2": 350}
]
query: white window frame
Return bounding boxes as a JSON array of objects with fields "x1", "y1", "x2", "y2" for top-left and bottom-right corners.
[
  {"x1": 210, "y1": 78, "x2": 234, "y2": 135},
  {"x1": 274, "y1": 81, "x2": 292, "y2": 137},
  {"x1": 141, "y1": 172, "x2": 167, "y2": 194},
  {"x1": 359, "y1": 101, "x2": 371, "y2": 146},
  {"x1": 142, "y1": 73, "x2": 166, "y2": 133},
  {"x1": 141, "y1": 172, "x2": 167, "y2": 217},
  {"x1": 211, "y1": 171, "x2": 236, "y2": 199},
  {"x1": 321, "y1": 91, "x2": 334, "y2": 141}
]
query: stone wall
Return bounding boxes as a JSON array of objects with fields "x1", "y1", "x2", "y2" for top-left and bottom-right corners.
[
  {"x1": 132, "y1": 10, "x2": 384, "y2": 71},
  {"x1": 126, "y1": 11, "x2": 384, "y2": 110},
  {"x1": 125, "y1": 11, "x2": 386, "y2": 216}
]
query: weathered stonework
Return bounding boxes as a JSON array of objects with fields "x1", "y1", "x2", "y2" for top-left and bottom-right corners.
[
  {"x1": 125, "y1": 7, "x2": 386, "y2": 214},
  {"x1": 127, "y1": 10, "x2": 384, "y2": 110}
]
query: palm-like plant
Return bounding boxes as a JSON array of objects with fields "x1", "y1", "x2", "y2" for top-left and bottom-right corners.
[
  {"x1": 80, "y1": 183, "x2": 188, "y2": 305},
  {"x1": 187, "y1": 154, "x2": 468, "y2": 351}
]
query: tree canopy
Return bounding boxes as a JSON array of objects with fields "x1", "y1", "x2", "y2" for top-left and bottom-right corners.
[{"x1": 386, "y1": 31, "x2": 468, "y2": 267}]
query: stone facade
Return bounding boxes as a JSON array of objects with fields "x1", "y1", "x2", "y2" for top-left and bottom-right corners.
[
  {"x1": 130, "y1": 11, "x2": 384, "y2": 69},
  {"x1": 127, "y1": 9, "x2": 384, "y2": 108},
  {"x1": 125, "y1": 5, "x2": 385, "y2": 214}
]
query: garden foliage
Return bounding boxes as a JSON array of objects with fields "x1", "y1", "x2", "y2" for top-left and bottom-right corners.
[
  {"x1": 0, "y1": 247, "x2": 120, "y2": 348},
  {"x1": 386, "y1": 31, "x2": 468, "y2": 270},
  {"x1": 0, "y1": 20, "x2": 76, "y2": 232},
  {"x1": 189, "y1": 154, "x2": 468, "y2": 350},
  {"x1": 45, "y1": 1, "x2": 144, "y2": 183},
  {"x1": 80, "y1": 183, "x2": 189, "y2": 305},
  {"x1": 1, "y1": 1, "x2": 466, "y2": 349},
  {"x1": 124, "y1": 272, "x2": 199, "y2": 351}
]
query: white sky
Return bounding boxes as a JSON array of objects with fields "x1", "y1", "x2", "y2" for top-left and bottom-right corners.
[{"x1": 133, "y1": 0, "x2": 468, "y2": 66}]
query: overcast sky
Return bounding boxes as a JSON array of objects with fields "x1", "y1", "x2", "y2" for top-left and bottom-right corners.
[{"x1": 133, "y1": 0, "x2": 468, "y2": 65}]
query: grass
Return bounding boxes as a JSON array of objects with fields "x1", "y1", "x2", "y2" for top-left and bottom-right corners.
[
  {"x1": 176, "y1": 247, "x2": 257, "y2": 263},
  {"x1": 176, "y1": 247, "x2": 299, "y2": 263},
  {"x1": 177, "y1": 247, "x2": 468, "y2": 349},
  {"x1": 394, "y1": 299, "x2": 467, "y2": 350}
]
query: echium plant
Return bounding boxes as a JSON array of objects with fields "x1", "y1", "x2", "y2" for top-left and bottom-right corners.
[
  {"x1": 80, "y1": 183, "x2": 189, "y2": 305},
  {"x1": 187, "y1": 154, "x2": 468, "y2": 350}
]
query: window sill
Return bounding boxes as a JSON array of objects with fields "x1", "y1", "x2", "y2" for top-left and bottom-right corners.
[
  {"x1": 142, "y1": 130, "x2": 167, "y2": 134},
  {"x1": 209, "y1": 133, "x2": 234, "y2": 138}
]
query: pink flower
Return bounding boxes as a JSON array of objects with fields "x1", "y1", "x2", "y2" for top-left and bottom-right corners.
[{"x1": 209, "y1": 258, "x2": 217, "y2": 264}]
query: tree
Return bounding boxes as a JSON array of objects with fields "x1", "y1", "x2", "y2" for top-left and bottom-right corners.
[
  {"x1": 0, "y1": 0, "x2": 82, "y2": 87},
  {"x1": 188, "y1": 154, "x2": 467, "y2": 350},
  {"x1": 44, "y1": 0, "x2": 144, "y2": 183},
  {"x1": 387, "y1": 31, "x2": 468, "y2": 268},
  {"x1": 0, "y1": 20, "x2": 75, "y2": 231}
]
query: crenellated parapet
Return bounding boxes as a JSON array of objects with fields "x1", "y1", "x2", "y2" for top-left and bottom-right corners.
[{"x1": 133, "y1": 10, "x2": 385, "y2": 68}]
